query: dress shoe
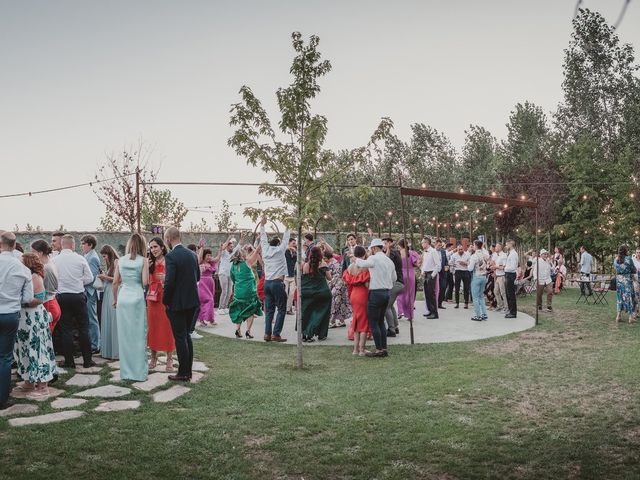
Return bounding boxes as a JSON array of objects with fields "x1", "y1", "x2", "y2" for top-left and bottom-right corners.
[
  {"x1": 386, "y1": 329, "x2": 396, "y2": 337},
  {"x1": 235, "y1": 330, "x2": 242, "y2": 338},
  {"x1": 464, "y1": 304, "x2": 469, "y2": 309},
  {"x1": 438, "y1": 305, "x2": 446, "y2": 309},
  {"x1": 83, "y1": 361, "x2": 97, "y2": 369},
  {"x1": 168, "y1": 374, "x2": 191, "y2": 382},
  {"x1": 425, "y1": 314, "x2": 438, "y2": 319},
  {"x1": 245, "y1": 331, "x2": 254, "y2": 339},
  {"x1": 58, "y1": 362, "x2": 75, "y2": 369},
  {"x1": 365, "y1": 351, "x2": 385, "y2": 358},
  {"x1": 454, "y1": 304, "x2": 459, "y2": 309},
  {"x1": 263, "y1": 335, "x2": 272, "y2": 342},
  {"x1": 271, "y1": 336, "x2": 287, "y2": 342},
  {"x1": 505, "y1": 314, "x2": 517, "y2": 318},
  {"x1": 395, "y1": 327, "x2": 399, "y2": 334}
]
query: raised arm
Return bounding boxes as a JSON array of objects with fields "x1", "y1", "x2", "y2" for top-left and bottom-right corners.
[
  {"x1": 356, "y1": 257, "x2": 376, "y2": 269},
  {"x1": 280, "y1": 229, "x2": 291, "y2": 252},
  {"x1": 259, "y1": 217, "x2": 269, "y2": 251}
]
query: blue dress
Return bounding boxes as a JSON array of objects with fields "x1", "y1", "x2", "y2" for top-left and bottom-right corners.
[
  {"x1": 614, "y1": 256, "x2": 636, "y2": 314},
  {"x1": 117, "y1": 256, "x2": 148, "y2": 381},
  {"x1": 100, "y1": 279, "x2": 119, "y2": 359}
]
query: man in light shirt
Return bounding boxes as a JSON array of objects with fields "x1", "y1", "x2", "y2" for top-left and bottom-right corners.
[
  {"x1": 504, "y1": 240, "x2": 519, "y2": 318},
  {"x1": 53, "y1": 234, "x2": 95, "y2": 369},
  {"x1": 80, "y1": 234, "x2": 101, "y2": 352},
  {"x1": 421, "y1": 237, "x2": 442, "y2": 319},
  {"x1": 260, "y1": 217, "x2": 290, "y2": 342},
  {"x1": 492, "y1": 243, "x2": 507, "y2": 312},
  {"x1": 534, "y1": 249, "x2": 554, "y2": 312},
  {"x1": 579, "y1": 246, "x2": 593, "y2": 297},
  {"x1": 354, "y1": 238, "x2": 396, "y2": 357},
  {"x1": 51, "y1": 231, "x2": 64, "y2": 257},
  {"x1": 450, "y1": 244, "x2": 471, "y2": 309},
  {"x1": 0, "y1": 232, "x2": 34, "y2": 409}
]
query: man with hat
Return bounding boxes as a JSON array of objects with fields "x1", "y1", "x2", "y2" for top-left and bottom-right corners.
[
  {"x1": 534, "y1": 249, "x2": 554, "y2": 312},
  {"x1": 382, "y1": 236, "x2": 403, "y2": 337},
  {"x1": 353, "y1": 238, "x2": 396, "y2": 357}
]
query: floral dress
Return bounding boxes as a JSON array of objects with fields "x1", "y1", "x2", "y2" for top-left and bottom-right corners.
[
  {"x1": 615, "y1": 256, "x2": 637, "y2": 313},
  {"x1": 14, "y1": 290, "x2": 56, "y2": 384},
  {"x1": 328, "y1": 259, "x2": 352, "y2": 326}
]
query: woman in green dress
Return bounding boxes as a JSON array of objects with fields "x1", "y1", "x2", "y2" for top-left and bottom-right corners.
[
  {"x1": 229, "y1": 245, "x2": 263, "y2": 338},
  {"x1": 301, "y1": 246, "x2": 332, "y2": 342}
]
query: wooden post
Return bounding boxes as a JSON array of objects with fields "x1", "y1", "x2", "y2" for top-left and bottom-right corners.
[
  {"x1": 398, "y1": 176, "x2": 415, "y2": 345},
  {"x1": 135, "y1": 167, "x2": 141, "y2": 233}
]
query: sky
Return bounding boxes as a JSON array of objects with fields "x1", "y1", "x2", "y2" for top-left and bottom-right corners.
[{"x1": 1, "y1": 0, "x2": 639, "y2": 231}]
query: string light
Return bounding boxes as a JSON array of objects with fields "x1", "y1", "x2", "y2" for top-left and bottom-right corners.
[
  {"x1": 630, "y1": 192, "x2": 636, "y2": 198},
  {"x1": 582, "y1": 194, "x2": 588, "y2": 201},
  {"x1": 421, "y1": 183, "x2": 426, "y2": 188},
  {"x1": 459, "y1": 188, "x2": 464, "y2": 193},
  {"x1": 491, "y1": 191, "x2": 497, "y2": 197}
]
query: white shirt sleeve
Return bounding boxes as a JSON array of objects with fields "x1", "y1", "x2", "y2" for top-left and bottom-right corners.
[
  {"x1": 356, "y1": 257, "x2": 375, "y2": 269},
  {"x1": 260, "y1": 226, "x2": 269, "y2": 252}
]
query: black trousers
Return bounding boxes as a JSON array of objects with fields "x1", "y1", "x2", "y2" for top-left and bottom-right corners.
[
  {"x1": 505, "y1": 272, "x2": 517, "y2": 315},
  {"x1": 445, "y1": 271, "x2": 454, "y2": 301},
  {"x1": 438, "y1": 270, "x2": 448, "y2": 307},
  {"x1": 454, "y1": 270, "x2": 471, "y2": 305},
  {"x1": 424, "y1": 273, "x2": 438, "y2": 318},
  {"x1": 167, "y1": 307, "x2": 196, "y2": 377},
  {"x1": 56, "y1": 293, "x2": 92, "y2": 367},
  {"x1": 367, "y1": 289, "x2": 389, "y2": 351}
]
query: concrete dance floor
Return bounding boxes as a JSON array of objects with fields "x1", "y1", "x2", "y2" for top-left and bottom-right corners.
[{"x1": 198, "y1": 300, "x2": 536, "y2": 346}]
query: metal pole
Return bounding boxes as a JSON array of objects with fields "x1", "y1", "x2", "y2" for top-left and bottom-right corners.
[
  {"x1": 398, "y1": 175, "x2": 414, "y2": 345},
  {"x1": 535, "y1": 207, "x2": 539, "y2": 326},
  {"x1": 135, "y1": 167, "x2": 141, "y2": 233}
]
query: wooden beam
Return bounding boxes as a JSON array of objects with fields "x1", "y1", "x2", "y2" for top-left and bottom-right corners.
[{"x1": 400, "y1": 187, "x2": 537, "y2": 209}]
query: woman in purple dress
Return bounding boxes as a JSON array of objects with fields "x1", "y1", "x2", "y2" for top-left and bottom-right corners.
[
  {"x1": 397, "y1": 240, "x2": 420, "y2": 319},
  {"x1": 197, "y1": 248, "x2": 216, "y2": 326}
]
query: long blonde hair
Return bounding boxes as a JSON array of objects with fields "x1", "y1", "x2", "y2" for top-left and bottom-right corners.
[{"x1": 126, "y1": 233, "x2": 147, "y2": 260}]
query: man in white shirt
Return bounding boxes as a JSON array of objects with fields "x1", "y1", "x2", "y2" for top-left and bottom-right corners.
[
  {"x1": 450, "y1": 244, "x2": 471, "y2": 309},
  {"x1": 216, "y1": 237, "x2": 241, "y2": 315},
  {"x1": 51, "y1": 231, "x2": 64, "y2": 257},
  {"x1": 492, "y1": 243, "x2": 507, "y2": 312},
  {"x1": 579, "y1": 246, "x2": 593, "y2": 297},
  {"x1": 534, "y1": 249, "x2": 554, "y2": 311},
  {"x1": 421, "y1": 237, "x2": 442, "y2": 319},
  {"x1": 354, "y1": 238, "x2": 396, "y2": 357},
  {"x1": 260, "y1": 217, "x2": 290, "y2": 342},
  {"x1": 53, "y1": 234, "x2": 95, "y2": 369},
  {"x1": 0, "y1": 232, "x2": 34, "y2": 409},
  {"x1": 504, "y1": 240, "x2": 519, "y2": 318}
]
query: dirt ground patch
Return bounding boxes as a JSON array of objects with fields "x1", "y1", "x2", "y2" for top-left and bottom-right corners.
[{"x1": 475, "y1": 329, "x2": 589, "y2": 357}]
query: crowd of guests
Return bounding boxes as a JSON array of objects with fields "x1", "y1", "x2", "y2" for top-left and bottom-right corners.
[{"x1": 3, "y1": 219, "x2": 590, "y2": 410}]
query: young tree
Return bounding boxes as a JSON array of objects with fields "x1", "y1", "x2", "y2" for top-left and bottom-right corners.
[
  {"x1": 229, "y1": 32, "x2": 384, "y2": 368},
  {"x1": 141, "y1": 189, "x2": 188, "y2": 230},
  {"x1": 214, "y1": 200, "x2": 238, "y2": 232}
]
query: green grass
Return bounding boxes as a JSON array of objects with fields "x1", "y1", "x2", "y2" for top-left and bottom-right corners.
[{"x1": 2, "y1": 290, "x2": 640, "y2": 479}]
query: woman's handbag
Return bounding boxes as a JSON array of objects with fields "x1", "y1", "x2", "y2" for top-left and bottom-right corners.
[
  {"x1": 147, "y1": 282, "x2": 161, "y2": 302},
  {"x1": 92, "y1": 276, "x2": 104, "y2": 292}
]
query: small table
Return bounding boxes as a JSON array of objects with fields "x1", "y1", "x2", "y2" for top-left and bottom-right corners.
[{"x1": 576, "y1": 279, "x2": 610, "y2": 305}]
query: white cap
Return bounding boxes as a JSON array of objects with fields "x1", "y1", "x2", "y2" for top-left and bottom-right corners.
[
  {"x1": 370, "y1": 238, "x2": 384, "y2": 249},
  {"x1": 540, "y1": 248, "x2": 548, "y2": 255}
]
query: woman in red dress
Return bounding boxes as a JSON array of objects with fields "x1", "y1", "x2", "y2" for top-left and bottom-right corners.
[
  {"x1": 147, "y1": 237, "x2": 176, "y2": 372},
  {"x1": 342, "y1": 245, "x2": 371, "y2": 356}
]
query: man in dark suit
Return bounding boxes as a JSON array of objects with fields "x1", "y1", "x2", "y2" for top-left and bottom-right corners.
[{"x1": 163, "y1": 226, "x2": 200, "y2": 382}]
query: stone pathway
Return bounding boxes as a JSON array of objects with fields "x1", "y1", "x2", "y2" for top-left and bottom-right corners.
[{"x1": 2, "y1": 354, "x2": 206, "y2": 427}]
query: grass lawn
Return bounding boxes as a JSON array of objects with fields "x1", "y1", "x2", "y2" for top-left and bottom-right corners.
[{"x1": 1, "y1": 289, "x2": 639, "y2": 479}]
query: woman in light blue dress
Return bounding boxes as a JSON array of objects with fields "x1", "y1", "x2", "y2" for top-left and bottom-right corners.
[
  {"x1": 99, "y1": 245, "x2": 119, "y2": 359},
  {"x1": 113, "y1": 233, "x2": 149, "y2": 381}
]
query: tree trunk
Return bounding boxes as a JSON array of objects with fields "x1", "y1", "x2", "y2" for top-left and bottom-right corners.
[{"x1": 296, "y1": 222, "x2": 304, "y2": 369}]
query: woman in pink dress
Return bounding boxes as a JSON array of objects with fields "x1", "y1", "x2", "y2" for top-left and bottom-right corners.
[
  {"x1": 197, "y1": 248, "x2": 216, "y2": 326},
  {"x1": 397, "y1": 239, "x2": 420, "y2": 318}
]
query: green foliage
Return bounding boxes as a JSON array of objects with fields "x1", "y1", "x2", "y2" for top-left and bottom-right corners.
[
  {"x1": 213, "y1": 200, "x2": 238, "y2": 232},
  {"x1": 141, "y1": 189, "x2": 188, "y2": 230}
]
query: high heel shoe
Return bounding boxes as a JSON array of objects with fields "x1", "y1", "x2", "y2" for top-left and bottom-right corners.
[
  {"x1": 245, "y1": 331, "x2": 254, "y2": 339},
  {"x1": 165, "y1": 356, "x2": 175, "y2": 372},
  {"x1": 149, "y1": 352, "x2": 158, "y2": 370},
  {"x1": 235, "y1": 330, "x2": 242, "y2": 338}
]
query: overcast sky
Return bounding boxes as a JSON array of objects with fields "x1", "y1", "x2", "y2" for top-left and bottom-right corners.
[{"x1": 1, "y1": 0, "x2": 638, "y2": 231}]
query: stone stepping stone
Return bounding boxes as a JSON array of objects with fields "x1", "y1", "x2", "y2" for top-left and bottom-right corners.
[
  {"x1": 152, "y1": 385, "x2": 191, "y2": 403},
  {"x1": 94, "y1": 400, "x2": 140, "y2": 412},
  {"x1": 107, "y1": 361, "x2": 120, "y2": 369},
  {"x1": 110, "y1": 370, "x2": 121, "y2": 382},
  {"x1": 76, "y1": 366, "x2": 103, "y2": 374},
  {"x1": 192, "y1": 361, "x2": 209, "y2": 372},
  {"x1": 56, "y1": 367, "x2": 67, "y2": 375},
  {"x1": 9, "y1": 410, "x2": 84, "y2": 427},
  {"x1": 0, "y1": 403, "x2": 39, "y2": 417},
  {"x1": 51, "y1": 398, "x2": 88, "y2": 409},
  {"x1": 11, "y1": 387, "x2": 64, "y2": 401},
  {"x1": 74, "y1": 385, "x2": 131, "y2": 398},
  {"x1": 92, "y1": 357, "x2": 110, "y2": 366},
  {"x1": 66, "y1": 374, "x2": 100, "y2": 387},
  {"x1": 133, "y1": 372, "x2": 170, "y2": 392},
  {"x1": 191, "y1": 372, "x2": 204, "y2": 384}
]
